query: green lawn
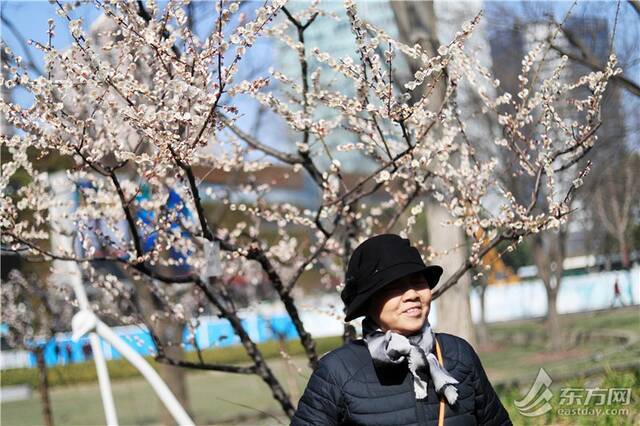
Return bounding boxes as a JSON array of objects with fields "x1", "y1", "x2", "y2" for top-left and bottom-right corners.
[
  {"x1": 2, "y1": 306, "x2": 638, "y2": 425},
  {"x1": 482, "y1": 307, "x2": 640, "y2": 383},
  {"x1": 1, "y1": 357, "x2": 300, "y2": 426}
]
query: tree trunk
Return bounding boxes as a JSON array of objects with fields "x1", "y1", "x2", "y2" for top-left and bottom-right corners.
[
  {"x1": 156, "y1": 320, "x2": 191, "y2": 426},
  {"x1": 390, "y1": 1, "x2": 445, "y2": 107},
  {"x1": 393, "y1": 2, "x2": 476, "y2": 346},
  {"x1": 618, "y1": 234, "x2": 630, "y2": 269},
  {"x1": 279, "y1": 334, "x2": 300, "y2": 405},
  {"x1": 532, "y1": 229, "x2": 567, "y2": 351},
  {"x1": 476, "y1": 283, "x2": 490, "y2": 346},
  {"x1": 343, "y1": 323, "x2": 357, "y2": 343},
  {"x1": 134, "y1": 282, "x2": 192, "y2": 425},
  {"x1": 546, "y1": 286, "x2": 562, "y2": 350},
  {"x1": 343, "y1": 213, "x2": 359, "y2": 344},
  {"x1": 35, "y1": 346, "x2": 54, "y2": 426},
  {"x1": 426, "y1": 202, "x2": 476, "y2": 346}
]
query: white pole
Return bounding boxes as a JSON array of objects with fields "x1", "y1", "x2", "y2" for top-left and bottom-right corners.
[
  {"x1": 50, "y1": 171, "x2": 194, "y2": 425},
  {"x1": 89, "y1": 332, "x2": 118, "y2": 425},
  {"x1": 72, "y1": 311, "x2": 194, "y2": 426},
  {"x1": 49, "y1": 172, "x2": 119, "y2": 425}
]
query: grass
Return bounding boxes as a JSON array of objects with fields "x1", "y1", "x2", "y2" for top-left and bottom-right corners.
[
  {"x1": 1, "y1": 358, "x2": 302, "y2": 426},
  {"x1": 482, "y1": 307, "x2": 640, "y2": 383},
  {"x1": 0, "y1": 335, "x2": 344, "y2": 388},
  {"x1": 1, "y1": 306, "x2": 638, "y2": 425}
]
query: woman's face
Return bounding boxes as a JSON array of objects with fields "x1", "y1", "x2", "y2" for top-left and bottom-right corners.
[{"x1": 366, "y1": 271, "x2": 432, "y2": 336}]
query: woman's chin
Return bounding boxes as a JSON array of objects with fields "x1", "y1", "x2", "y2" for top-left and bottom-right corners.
[{"x1": 396, "y1": 317, "x2": 426, "y2": 335}]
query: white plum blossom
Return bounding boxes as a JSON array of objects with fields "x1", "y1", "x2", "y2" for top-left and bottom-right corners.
[{"x1": 0, "y1": 0, "x2": 618, "y2": 418}]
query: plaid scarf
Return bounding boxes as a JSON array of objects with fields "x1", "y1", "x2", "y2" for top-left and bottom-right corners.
[{"x1": 362, "y1": 316, "x2": 459, "y2": 404}]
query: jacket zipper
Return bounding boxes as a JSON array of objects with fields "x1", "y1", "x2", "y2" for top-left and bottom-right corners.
[{"x1": 410, "y1": 373, "x2": 429, "y2": 425}]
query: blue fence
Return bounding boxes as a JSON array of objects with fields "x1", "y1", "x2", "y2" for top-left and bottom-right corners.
[{"x1": 22, "y1": 312, "x2": 300, "y2": 368}]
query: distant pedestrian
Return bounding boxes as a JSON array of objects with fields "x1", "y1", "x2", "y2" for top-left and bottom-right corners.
[
  {"x1": 82, "y1": 341, "x2": 93, "y2": 360},
  {"x1": 53, "y1": 344, "x2": 61, "y2": 364},
  {"x1": 611, "y1": 277, "x2": 626, "y2": 307},
  {"x1": 65, "y1": 343, "x2": 73, "y2": 364}
]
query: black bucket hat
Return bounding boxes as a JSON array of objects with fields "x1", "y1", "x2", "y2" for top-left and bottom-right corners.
[{"x1": 341, "y1": 234, "x2": 443, "y2": 322}]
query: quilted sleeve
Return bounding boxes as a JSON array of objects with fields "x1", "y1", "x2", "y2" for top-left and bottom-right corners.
[
  {"x1": 470, "y1": 345, "x2": 512, "y2": 426},
  {"x1": 290, "y1": 361, "x2": 345, "y2": 426}
]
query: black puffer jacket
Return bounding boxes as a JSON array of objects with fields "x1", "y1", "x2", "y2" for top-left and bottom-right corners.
[{"x1": 291, "y1": 333, "x2": 512, "y2": 426}]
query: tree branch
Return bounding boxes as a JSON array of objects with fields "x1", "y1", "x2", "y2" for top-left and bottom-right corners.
[
  {"x1": 549, "y1": 37, "x2": 640, "y2": 97},
  {"x1": 246, "y1": 241, "x2": 319, "y2": 370},
  {"x1": 155, "y1": 355, "x2": 257, "y2": 374},
  {"x1": 220, "y1": 115, "x2": 302, "y2": 164},
  {"x1": 195, "y1": 277, "x2": 296, "y2": 418}
]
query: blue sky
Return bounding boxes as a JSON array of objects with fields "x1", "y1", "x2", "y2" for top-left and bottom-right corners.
[
  {"x1": 3, "y1": 1, "x2": 637, "y2": 95},
  {"x1": 1, "y1": 0, "x2": 288, "y2": 159},
  {"x1": 2, "y1": 1, "x2": 638, "y2": 150}
]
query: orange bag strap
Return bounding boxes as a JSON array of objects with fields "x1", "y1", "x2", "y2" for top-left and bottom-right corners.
[{"x1": 435, "y1": 337, "x2": 445, "y2": 426}]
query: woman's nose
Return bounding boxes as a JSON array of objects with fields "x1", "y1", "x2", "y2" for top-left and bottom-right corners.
[{"x1": 402, "y1": 287, "x2": 420, "y2": 300}]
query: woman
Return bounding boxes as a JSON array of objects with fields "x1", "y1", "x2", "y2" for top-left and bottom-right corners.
[{"x1": 291, "y1": 234, "x2": 511, "y2": 426}]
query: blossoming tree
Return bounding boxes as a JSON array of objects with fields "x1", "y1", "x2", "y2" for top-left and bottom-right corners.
[{"x1": 1, "y1": 0, "x2": 619, "y2": 419}]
